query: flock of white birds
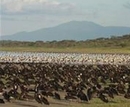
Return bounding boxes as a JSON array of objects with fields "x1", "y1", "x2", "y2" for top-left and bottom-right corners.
[{"x1": 0, "y1": 51, "x2": 130, "y2": 65}]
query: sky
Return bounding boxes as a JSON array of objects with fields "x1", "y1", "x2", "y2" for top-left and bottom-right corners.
[{"x1": 0, "y1": 0, "x2": 130, "y2": 36}]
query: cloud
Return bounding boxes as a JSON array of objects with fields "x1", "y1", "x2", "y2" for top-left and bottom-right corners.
[
  {"x1": 1, "y1": 0, "x2": 97, "y2": 23},
  {"x1": 1, "y1": 0, "x2": 76, "y2": 15},
  {"x1": 123, "y1": 2, "x2": 130, "y2": 9}
]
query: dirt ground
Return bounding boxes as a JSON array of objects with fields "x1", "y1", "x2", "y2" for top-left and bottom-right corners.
[
  {"x1": 1, "y1": 96, "x2": 130, "y2": 107},
  {"x1": 0, "y1": 98, "x2": 89, "y2": 107}
]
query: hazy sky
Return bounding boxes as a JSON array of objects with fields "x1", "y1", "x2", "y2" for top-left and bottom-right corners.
[{"x1": 1, "y1": 0, "x2": 130, "y2": 35}]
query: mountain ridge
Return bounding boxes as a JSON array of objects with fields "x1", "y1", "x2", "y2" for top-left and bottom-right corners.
[{"x1": 1, "y1": 21, "x2": 130, "y2": 41}]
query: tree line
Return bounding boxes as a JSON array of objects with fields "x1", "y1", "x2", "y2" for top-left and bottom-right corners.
[{"x1": 0, "y1": 34, "x2": 130, "y2": 48}]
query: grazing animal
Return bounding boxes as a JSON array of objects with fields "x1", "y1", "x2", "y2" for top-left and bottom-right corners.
[
  {"x1": 34, "y1": 93, "x2": 49, "y2": 105},
  {"x1": 87, "y1": 87, "x2": 93, "y2": 100},
  {"x1": 2, "y1": 91, "x2": 10, "y2": 102},
  {"x1": 8, "y1": 89, "x2": 20, "y2": 99},
  {"x1": 110, "y1": 87, "x2": 118, "y2": 95},
  {"x1": 0, "y1": 99, "x2": 5, "y2": 103},
  {"x1": 41, "y1": 91, "x2": 48, "y2": 97},
  {"x1": 104, "y1": 87, "x2": 114, "y2": 99},
  {"x1": 98, "y1": 92, "x2": 108, "y2": 103},
  {"x1": 124, "y1": 93, "x2": 130, "y2": 99},
  {"x1": 34, "y1": 93, "x2": 42, "y2": 104},
  {"x1": 47, "y1": 91, "x2": 54, "y2": 97},
  {"x1": 96, "y1": 83, "x2": 102, "y2": 90},
  {"x1": 42, "y1": 96, "x2": 50, "y2": 105},
  {"x1": 77, "y1": 90, "x2": 88, "y2": 102},
  {"x1": 65, "y1": 93, "x2": 77, "y2": 100},
  {"x1": 54, "y1": 92, "x2": 61, "y2": 100}
]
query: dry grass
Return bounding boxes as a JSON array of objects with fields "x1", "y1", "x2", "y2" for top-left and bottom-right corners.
[
  {"x1": 0, "y1": 95, "x2": 130, "y2": 107},
  {"x1": 0, "y1": 47, "x2": 130, "y2": 53}
]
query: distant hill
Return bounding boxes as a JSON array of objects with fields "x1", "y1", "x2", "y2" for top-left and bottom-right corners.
[{"x1": 1, "y1": 21, "x2": 130, "y2": 41}]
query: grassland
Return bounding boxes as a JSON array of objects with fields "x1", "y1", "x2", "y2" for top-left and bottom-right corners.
[
  {"x1": 0, "y1": 46, "x2": 130, "y2": 54},
  {"x1": 1, "y1": 96, "x2": 130, "y2": 107}
]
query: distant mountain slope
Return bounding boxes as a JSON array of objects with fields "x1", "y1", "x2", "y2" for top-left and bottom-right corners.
[{"x1": 1, "y1": 21, "x2": 130, "y2": 41}]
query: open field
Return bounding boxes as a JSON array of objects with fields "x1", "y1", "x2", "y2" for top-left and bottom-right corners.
[
  {"x1": 0, "y1": 96, "x2": 130, "y2": 107},
  {"x1": 0, "y1": 47, "x2": 130, "y2": 53}
]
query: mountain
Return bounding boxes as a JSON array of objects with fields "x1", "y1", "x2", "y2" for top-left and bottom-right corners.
[{"x1": 1, "y1": 21, "x2": 130, "y2": 41}]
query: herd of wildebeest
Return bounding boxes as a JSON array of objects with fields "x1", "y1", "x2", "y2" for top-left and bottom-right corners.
[{"x1": 0, "y1": 52, "x2": 130, "y2": 105}]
